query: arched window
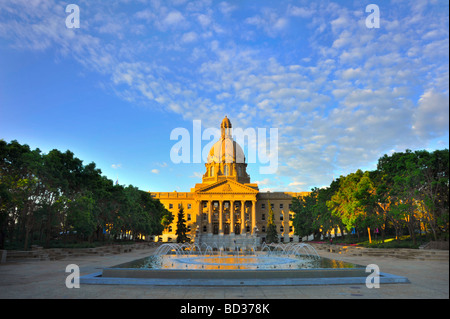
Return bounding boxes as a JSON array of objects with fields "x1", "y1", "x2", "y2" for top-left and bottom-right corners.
[
  {"x1": 210, "y1": 166, "x2": 214, "y2": 176},
  {"x1": 238, "y1": 166, "x2": 242, "y2": 176},
  {"x1": 224, "y1": 165, "x2": 229, "y2": 176}
]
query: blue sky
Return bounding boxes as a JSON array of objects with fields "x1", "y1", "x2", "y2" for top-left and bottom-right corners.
[{"x1": 0, "y1": 0, "x2": 448, "y2": 193}]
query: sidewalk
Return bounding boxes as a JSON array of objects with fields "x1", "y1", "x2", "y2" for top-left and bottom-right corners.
[{"x1": 0, "y1": 246, "x2": 448, "y2": 299}]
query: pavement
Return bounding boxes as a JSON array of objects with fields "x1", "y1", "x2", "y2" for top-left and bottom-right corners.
[{"x1": 0, "y1": 246, "x2": 448, "y2": 299}]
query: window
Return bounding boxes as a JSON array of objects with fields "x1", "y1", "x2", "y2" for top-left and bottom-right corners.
[
  {"x1": 187, "y1": 203, "x2": 191, "y2": 209},
  {"x1": 280, "y1": 203, "x2": 283, "y2": 209},
  {"x1": 280, "y1": 214, "x2": 284, "y2": 221},
  {"x1": 187, "y1": 214, "x2": 191, "y2": 221},
  {"x1": 224, "y1": 165, "x2": 229, "y2": 176},
  {"x1": 270, "y1": 203, "x2": 274, "y2": 209},
  {"x1": 210, "y1": 166, "x2": 214, "y2": 176},
  {"x1": 289, "y1": 225, "x2": 293, "y2": 232},
  {"x1": 168, "y1": 226, "x2": 172, "y2": 232},
  {"x1": 262, "y1": 226, "x2": 266, "y2": 232},
  {"x1": 261, "y1": 213, "x2": 266, "y2": 221},
  {"x1": 280, "y1": 226, "x2": 284, "y2": 232},
  {"x1": 238, "y1": 166, "x2": 242, "y2": 176},
  {"x1": 289, "y1": 203, "x2": 292, "y2": 210},
  {"x1": 203, "y1": 225, "x2": 207, "y2": 232},
  {"x1": 169, "y1": 203, "x2": 173, "y2": 209},
  {"x1": 261, "y1": 203, "x2": 266, "y2": 209}
]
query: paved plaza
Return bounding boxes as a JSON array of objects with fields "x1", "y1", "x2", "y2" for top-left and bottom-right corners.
[{"x1": 0, "y1": 245, "x2": 448, "y2": 299}]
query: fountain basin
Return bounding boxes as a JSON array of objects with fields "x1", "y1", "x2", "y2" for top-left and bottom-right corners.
[
  {"x1": 101, "y1": 252, "x2": 368, "y2": 281},
  {"x1": 80, "y1": 243, "x2": 410, "y2": 286}
]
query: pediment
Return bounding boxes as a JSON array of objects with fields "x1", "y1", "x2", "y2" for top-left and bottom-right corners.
[{"x1": 196, "y1": 179, "x2": 259, "y2": 194}]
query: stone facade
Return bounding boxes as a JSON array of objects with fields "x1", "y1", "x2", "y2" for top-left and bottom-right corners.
[{"x1": 150, "y1": 117, "x2": 309, "y2": 248}]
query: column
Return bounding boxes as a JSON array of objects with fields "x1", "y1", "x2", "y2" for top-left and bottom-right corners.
[
  {"x1": 251, "y1": 200, "x2": 256, "y2": 234},
  {"x1": 240, "y1": 201, "x2": 245, "y2": 234},
  {"x1": 197, "y1": 200, "x2": 202, "y2": 228},
  {"x1": 197, "y1": 200, "x2": 202, "y2": 242},
  {"x1": 219, "y1": 200, "x2": 223, "y2": 235},
  {"x1": 208, "y1": 201, "x2": 212, "y2": 235},
  {"x1": 230, "y1": 200, "x2": 235, "y2": 234}
]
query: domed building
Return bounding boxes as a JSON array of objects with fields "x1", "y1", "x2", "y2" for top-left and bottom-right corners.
[{"x1": 150, "y1": 117, "x2": 309, "y2": 247}]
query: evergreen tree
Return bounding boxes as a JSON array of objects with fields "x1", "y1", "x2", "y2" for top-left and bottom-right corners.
[
  {"x1": 175, "y1": 204, "x2": 189, "y2": 243},
  {"x1": 266, "y1": 200, "x2": 278, "y2": 244}
]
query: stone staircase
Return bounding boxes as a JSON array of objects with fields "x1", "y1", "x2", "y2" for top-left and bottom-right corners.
[
  {"x1": 3, "y1": 242, "x2": 157, "y2": 262},
  {"x1": 196, "y1": 234, "x2": 260, "y2": 250},
  {"x1": 310, "y1": 243, "x2": 449, "y2": 261}
]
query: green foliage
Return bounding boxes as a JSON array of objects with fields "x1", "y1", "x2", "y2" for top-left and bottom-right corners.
[
  {"x1": 175, "y1": 204, "x2": 189, "y2": 243},
  {"x1": 265, "y1": 200, "x2": 278, "y2": 244},
  {"x1": 292, "y1": 148, "x2": 448, "y2": 245},
  {"x1": 66, "y1": 193, "x2": 96, "y2": 238},
  {"x1": 0, "y1": 139, "x2": 171, "y2": 249}
]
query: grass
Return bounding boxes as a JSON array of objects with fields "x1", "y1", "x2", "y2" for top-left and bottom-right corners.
[
  {"x1": 321, "y1": 234, "x2": 426, "y2": 249},
  {"x1": 5, "y1": 239, "x2": 142, "y2": 250},
  {"x1": 359, "y1": 236, "x2": 421, "y2": 249}
]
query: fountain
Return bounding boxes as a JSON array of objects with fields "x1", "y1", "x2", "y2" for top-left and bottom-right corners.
[
  {"x1": 147, "y1": 242, "x2": 321, "y2": 270},
  {"x1": 80, "y1": 242, "x2": 409, "y2": 286}
]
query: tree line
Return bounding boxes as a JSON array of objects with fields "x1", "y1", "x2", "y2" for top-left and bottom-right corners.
[
  {"x1": 292, "y1": 149, "x2": 449, "y2": 245},
  {"x1": 0, "y1": 140, "x2": 173, "y2": 250}
]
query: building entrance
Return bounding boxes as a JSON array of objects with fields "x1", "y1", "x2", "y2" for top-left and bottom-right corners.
[{"x1": 224, "y1": 223, "x2": 230, "y2": 235}]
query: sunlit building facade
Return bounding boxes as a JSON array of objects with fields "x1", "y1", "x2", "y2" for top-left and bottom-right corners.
[{"x1": 150, "y1": 117, "x2": 308, "y2": 247}]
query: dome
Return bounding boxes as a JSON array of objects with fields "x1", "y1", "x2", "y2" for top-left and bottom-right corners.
[{"x1": 207, "y1": 136, "x2": 245, "y2": 164}]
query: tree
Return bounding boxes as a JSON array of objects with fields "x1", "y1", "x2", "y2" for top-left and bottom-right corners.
[
  {"x1": 266, "y1": 200, "x2": 278, "y2": 244},
  {"x1": 292, "y1": 192, "x2": 317, "y2": 240},
  {"x1": 175, "y1": 204, "x2": 189, "y2": 243},
  {"x1": 0, "y1": 140, "x2": 171, "y2": 248},
  {"x1": 415, "y1": 149, "x2": 449, "y2": 240},
  {"x1": 327, "y1": 170, "x2": 380, "y2": 242},
  {"x1": 377, "y1": 150, "x2": 422, "y2": 245},
  {"x1": 66, "y1": 193, "x2": 96, "y2": 240}
]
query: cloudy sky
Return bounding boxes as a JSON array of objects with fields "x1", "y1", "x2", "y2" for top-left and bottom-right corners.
[{"x1": 0, "y1": 0, "x2": 448, "y2": 193}]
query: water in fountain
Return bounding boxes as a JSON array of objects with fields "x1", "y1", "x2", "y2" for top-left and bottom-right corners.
[{"x1": 149, "y1": 242, "x2": 321, "y2": 270}]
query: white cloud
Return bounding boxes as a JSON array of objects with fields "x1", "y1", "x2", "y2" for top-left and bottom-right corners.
[
  {"x1": 1, "y1": 0, "x2": 447, "y2": 192},
  {"x1": 288, "y1": 5, "x2": 315, "y2": 18},
  {"x1": 413, "y1": 90, "x2": 450, "y2": 138},
  {"x1": 219, "y1": 2, "x2": 237, "y2": 15},
  {"x1": 111, "y1": 164, "x2": 122, "y2": 169},
  {"x1": 181, "y1": 31, "x2": 198, "y2": 43},
  {"x1": 151, "y1": 169, "x2": 160, "y2": 174},
  {"x1": 190, "y1": 171, "x2": 203, "y2": 178}
]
